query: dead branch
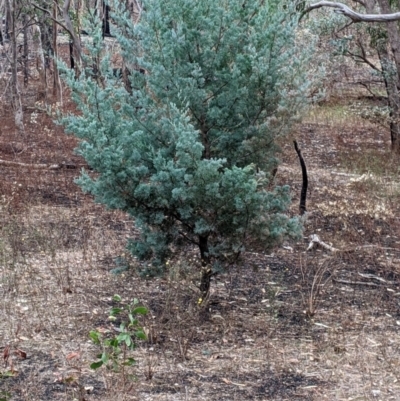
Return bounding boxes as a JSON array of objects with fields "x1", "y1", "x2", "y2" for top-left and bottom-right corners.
[
  {"x1": 332, "y1": 278, "x2": 380, "y2": 286},
  {"x1": 358, "y1": 272, "x2": 393, "y2": 284},
  {"x1": 307, "y1": 235, "x2": 399, "y2": 255},
  {"x1": 0, "y1": 159, "x2": 78, "y2": 170},
  {"x1": 307, "y1": 234, "x2": 339, "y2": 252},
  {"x1": 294, "y1": 140, "x2": 308, "y2": 215},
  {"x1": 303, "y1": 1, "x2": 400, "y2": 22}
]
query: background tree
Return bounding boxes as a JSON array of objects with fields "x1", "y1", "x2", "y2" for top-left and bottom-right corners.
[
  {"x1": 5, "y1": 0, "x2": 25, "y2": 135},
  {"x1": 304, "y1": 1, "x2": 400, "y2": 152},
  {"x1": 60, "y1": 0, "x2": 317, "y2": 300}
]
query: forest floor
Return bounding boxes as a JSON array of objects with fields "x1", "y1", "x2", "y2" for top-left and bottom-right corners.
[{"x1": 1, "y1": 55, "x2": 400, "y2": 401}]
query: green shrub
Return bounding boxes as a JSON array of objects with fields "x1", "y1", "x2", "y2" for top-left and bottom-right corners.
[{"x1": 60, "y1": 0, "x2": 315, "y2": 296}]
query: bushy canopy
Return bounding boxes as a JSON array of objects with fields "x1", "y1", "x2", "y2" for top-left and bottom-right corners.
[{"x1": 60, "y1": 0, "x2": 314, "y2": 273}]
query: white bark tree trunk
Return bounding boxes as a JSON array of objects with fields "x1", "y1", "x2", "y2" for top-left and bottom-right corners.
[{"x1": 6, "y1": 0, "x2": 25, "y2": 135}]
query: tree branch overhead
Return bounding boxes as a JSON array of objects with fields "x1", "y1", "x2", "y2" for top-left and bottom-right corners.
[{"x1": 304, "y1": 1, "x2": 400, "y2": 22}]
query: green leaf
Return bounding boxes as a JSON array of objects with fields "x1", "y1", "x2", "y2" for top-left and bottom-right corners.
[
  {"x1": 117, "y1": 333, "x2": 132, "y2": 347},
  {"x1": 122, "y1": 357, "x2": 136, "y2": 366},
  {"x1": 110, "y1": 307, "x2": 123, "y2": 316},
  {"x1": 101, "y1": 352, "x2": 109, "y2": 364},
  {"x1": 90, "y1": 361, "x2": 103, "y2": 370},
  {"x1": 132, "y1": 306, "x2": 148, "y2": 315},
  {"x1": 113, "y1": 294, "x2": 122, "y2": 302},
  {"x1": 89, "y1": 331, "x2": 101, "y2": 344},
  {"x1": 135, "y1": 330, "x2": 147, "y2": 340},
  {"x1": 109, "y1": 338, "x2": 119, "y2": 348}
]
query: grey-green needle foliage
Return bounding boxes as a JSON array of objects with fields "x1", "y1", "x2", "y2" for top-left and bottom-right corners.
[{"x1": 60, "y1": 0, "x2": 314, "y2": 274}]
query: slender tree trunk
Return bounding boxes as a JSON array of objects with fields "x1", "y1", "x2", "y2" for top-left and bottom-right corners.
[
  {"x1": 378, "y1": 47, "x2": 400, "y2": 152},
  {"x1": 22, "y1": 14, "x2": 29, "y2": 87},
  {"x1": 32, "y1": 23, "x2": 47, "y2": 100},
  {"x1": 61, "y1": 0, "x2": 82, "y2": 71},
  {"x1": 376, "y1": 0, "x2": 400, "y2": 152},
  {"x1": 6, "y1": 0, "x2": 24, "y2": 135},
  {"x1": 52, "y1": 1, "x2": 62, "y2": 101},
  {"x1": 5, "y1": 1, "x2": 10, "y2": 40},
  {"x1": 102, "y1": 1, "x2": 111, "y2": 37},
  {"x1": 0, "y1": 17, "x2": 3, "y2": 46},
  {"x1": 198, "y1": 235, "x2": 212, "y2": 304},
  {"x1": 38, "y1": 16, "x2": 52, "y2": 70}
]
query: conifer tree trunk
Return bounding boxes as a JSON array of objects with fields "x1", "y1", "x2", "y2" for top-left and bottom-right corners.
[{"x1": 198, "y1": 235, "x2": 212, "y2": 304}]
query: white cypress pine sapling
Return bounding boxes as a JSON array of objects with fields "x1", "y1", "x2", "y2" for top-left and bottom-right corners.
[{"x1": 60, "y1": 0, "x2": 316, "y2": 300}]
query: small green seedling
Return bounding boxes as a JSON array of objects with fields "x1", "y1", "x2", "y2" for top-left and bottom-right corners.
[{"x1": 89, "y1": 295, "x2": 148, "y2": 372}]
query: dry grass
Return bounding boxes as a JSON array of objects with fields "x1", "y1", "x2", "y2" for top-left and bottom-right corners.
[{"x1": 1, "y1": 56, "x2": 400, "y2": 400}]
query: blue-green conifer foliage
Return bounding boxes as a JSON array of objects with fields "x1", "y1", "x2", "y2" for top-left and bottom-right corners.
[{"x1": 60, "y1": 0, "x2": 312, "y2": 272}]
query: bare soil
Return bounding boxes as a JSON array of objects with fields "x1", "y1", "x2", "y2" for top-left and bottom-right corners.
[{"x1": 1, "y1": 53, "x2": 400, "y2": 401}]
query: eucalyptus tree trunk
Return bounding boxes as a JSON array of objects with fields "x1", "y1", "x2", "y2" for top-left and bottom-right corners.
[
  {"x1": 6, "y1": 0, "x2": 24, "y2": 135},
  {"x1": 52, "y1": 1, "x2": 62, "y2": 101},
  {"x1": 376, "y1": 0, "x2": 400, "y2": 152},
  {"x1": 22, "y1": 13, "x2": 29, "y2": 87},
  {"x1": 38, "y1": 15, "x2": 52, "y2": 70},
  {"x1": 377, "y1": 43, "x2": 400, "y2": 151},
  {"x1": 32, "y1": 23, "x2": 47, "y2": 100},
  {"x1": 61, "y1": 0, "x2": 82, "y2": 72},
  {"x1": 5, "y1": 1, "x2": 10, "y2": 40}
]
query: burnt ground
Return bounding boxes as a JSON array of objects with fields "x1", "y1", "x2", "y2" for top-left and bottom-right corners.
[{"x1": 1, "y1": 49, "x2": 400, "y2": 400}]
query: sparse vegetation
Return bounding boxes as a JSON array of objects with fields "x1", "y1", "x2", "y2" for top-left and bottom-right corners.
[
  {"x1": 1, "y1": 2, "x2": 400, "y2": 401},
  {"x1": 89, "y1": 295, "x2": 148, "y2": 395}
]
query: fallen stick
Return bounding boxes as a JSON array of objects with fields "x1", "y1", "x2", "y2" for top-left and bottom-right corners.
[
  {"x1": 0, "y1": 159, "x2": 78, "y2": 170},
  {"x1": 358, "y1": 272, "x2": 394, "y2": 284},
  {"x1": 307, "y1": 234, "x2": 339, "y2": 252},
  {"x1": 307, "y1": 234, "x2": 400, "y2": 254},
  {"x1": 332, "y1": 278, "x2": 380, "y2": 287}
]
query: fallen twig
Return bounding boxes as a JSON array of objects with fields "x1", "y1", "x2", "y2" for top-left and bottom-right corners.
[
  {"x1": 306, "y1": 235, "x2": 398, "y2": 254},
  {"x1": 0, "y1": 159, "x2": 78, "y2": 170},
  {"x1": 332, "y1": 278, "x2": 380, "y2": 286},
  {"x1": 307, "y1": 234, "x2": 339, "y2": 252}
]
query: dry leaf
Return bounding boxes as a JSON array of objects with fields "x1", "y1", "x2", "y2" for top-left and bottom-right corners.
[
  {"x1": 3, "y1": 345, "x2": 10, "y2": 362},
  {"x1": 66, "y1": 351, "x2": 81, "y2": 360},
  {"x1": 14, "y1": 349, "x2": 27, "y2": 359}
]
